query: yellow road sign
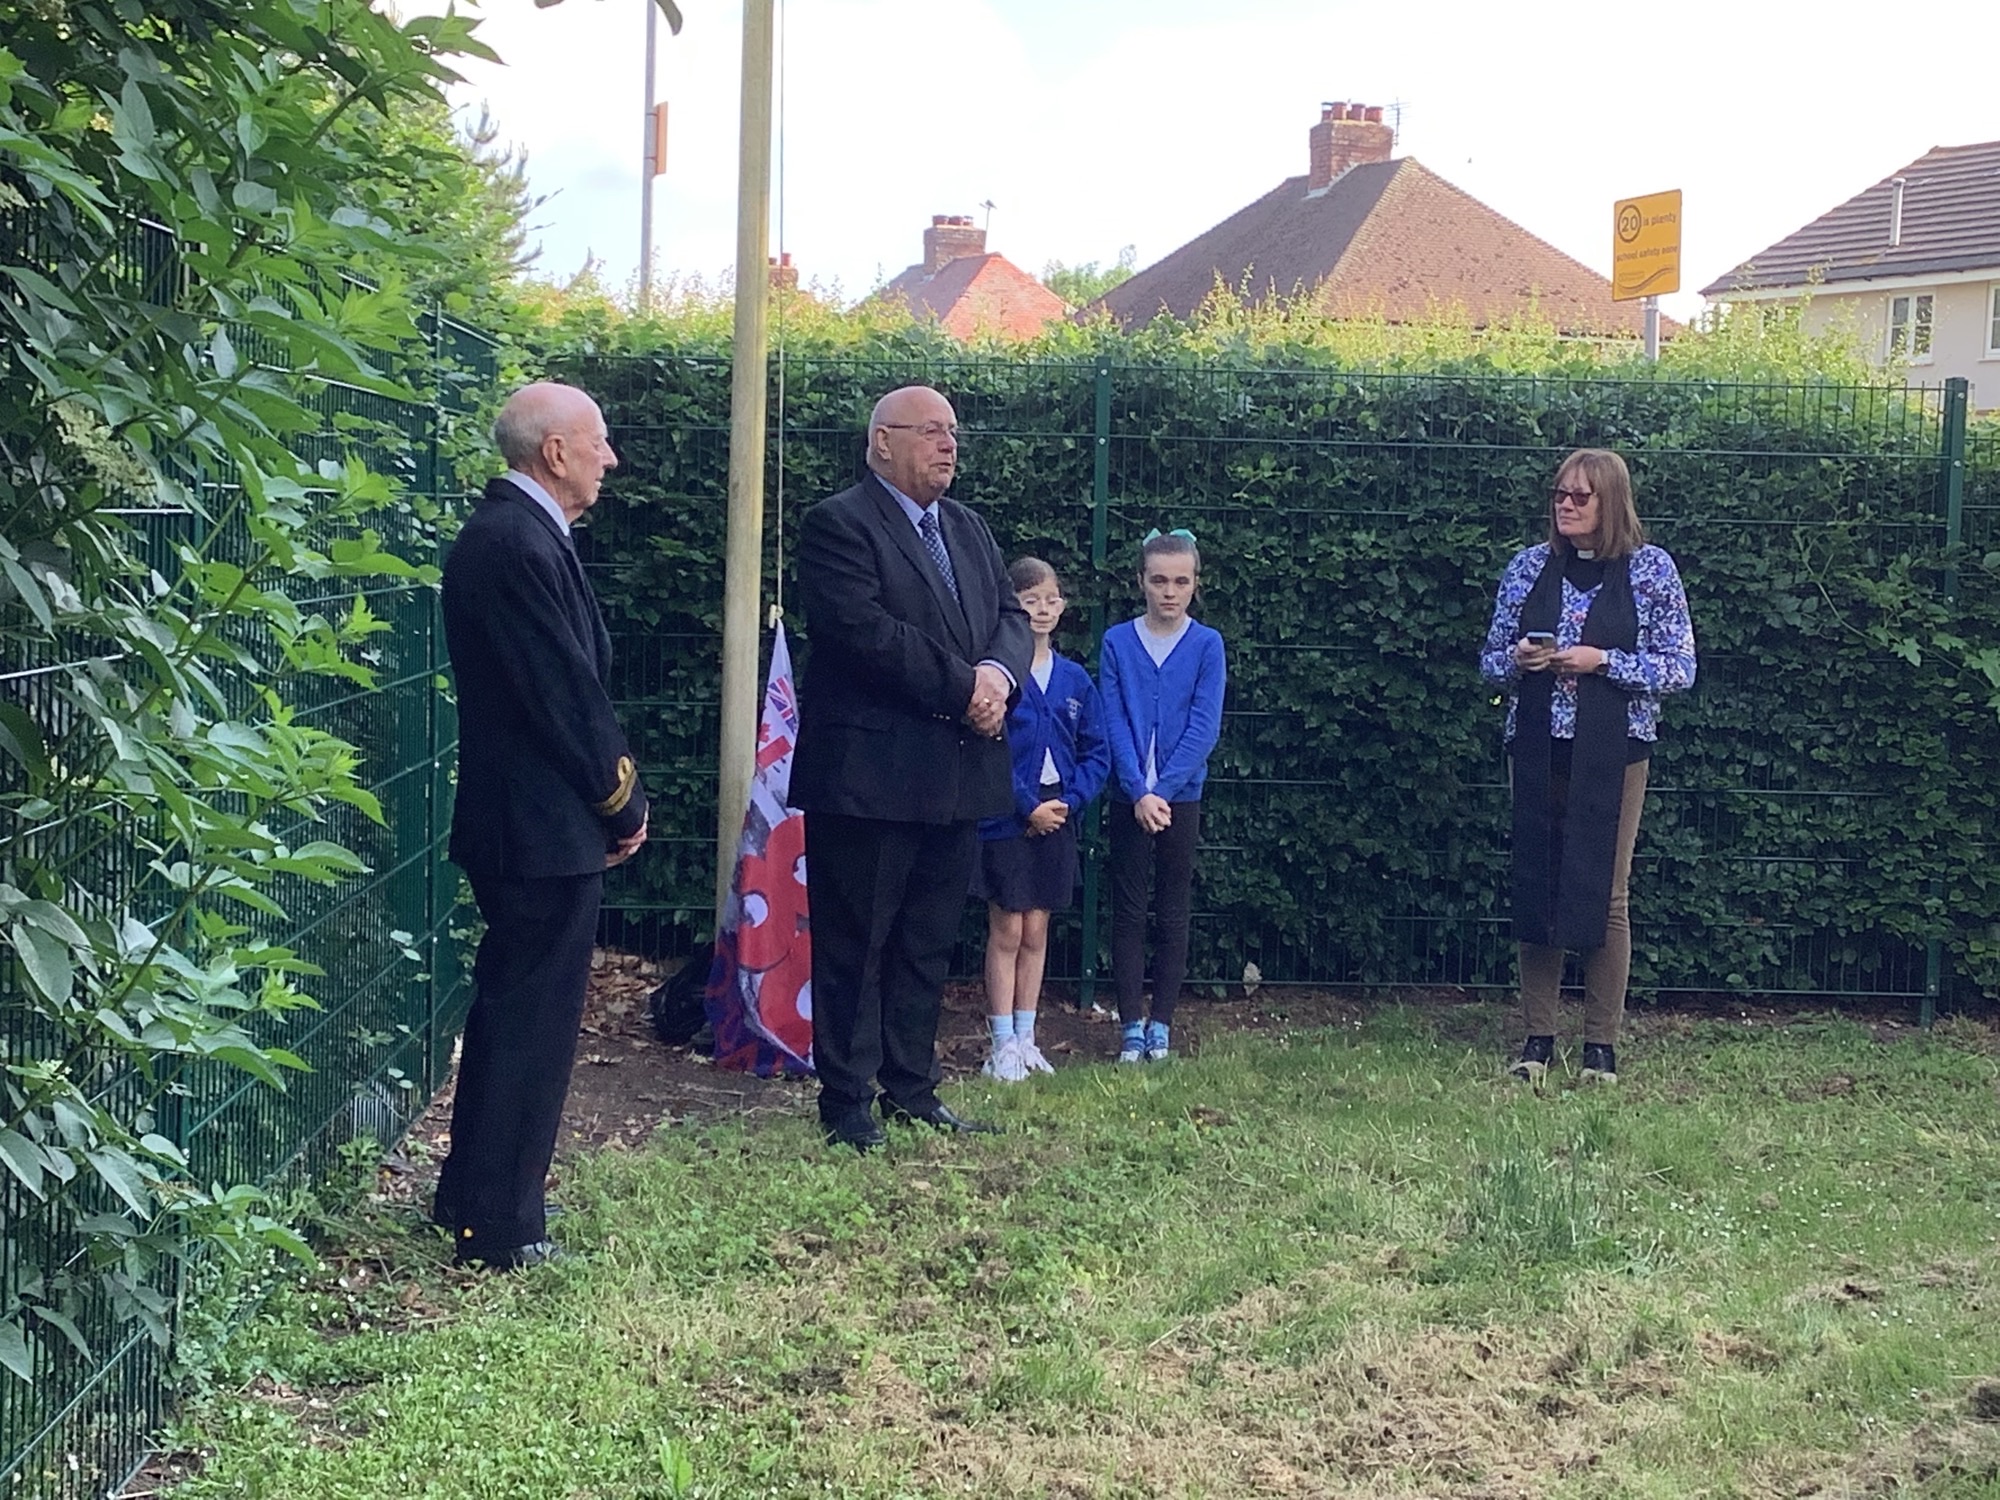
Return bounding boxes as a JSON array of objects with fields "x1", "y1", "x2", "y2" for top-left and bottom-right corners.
[{"x1": 1612, "y1": 189, "x2": 1681, "y2": 301}]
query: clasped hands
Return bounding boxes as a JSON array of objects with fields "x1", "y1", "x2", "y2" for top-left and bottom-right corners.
[
  {"x1": 1132, "y1": 793, "x2": 1172, "y2": 834},
  {"x1": 1513, "y1": 638, "x2": 1607, "y2": 676},
  {"x1": 1026, "y1": 799, "x2": 1067, "y2": 837},
  {"x1": 963, "y1": 663, "x2": 1010, "y2": 738}
]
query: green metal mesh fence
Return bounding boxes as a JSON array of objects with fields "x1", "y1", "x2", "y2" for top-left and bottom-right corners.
[{"x1": 0, "y1": 315, "x2": 492, "y2": 1497}]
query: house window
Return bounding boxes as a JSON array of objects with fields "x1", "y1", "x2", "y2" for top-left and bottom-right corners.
[
  {"x1": 1888, "y1": 292, "x2": 1934, "y2": 361},
  {"x1": 1989, "y1": 284, "x2": 2000, "y2": 357}
]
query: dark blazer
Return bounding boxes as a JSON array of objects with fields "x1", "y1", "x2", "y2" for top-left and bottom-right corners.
[
  {"x1": 442, "y1": 477, "x2": 648, "y2": 880},
  {"x1": 792, "y1": 474, "x2": 1033, "y2": 824}
]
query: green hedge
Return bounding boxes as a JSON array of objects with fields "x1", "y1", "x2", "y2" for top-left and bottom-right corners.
[{"x1": 555, "y1": 349, "x2": 1998, "y2": 1006}]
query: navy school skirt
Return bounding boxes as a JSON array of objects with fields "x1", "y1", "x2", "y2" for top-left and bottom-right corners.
[{"x1": 972, "y1": 781, "x2": 1080, "y2": 913}]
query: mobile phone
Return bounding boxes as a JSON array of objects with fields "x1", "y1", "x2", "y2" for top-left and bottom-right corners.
[{"x1": 1524, "y1": 631, "x2": 1556, "y2": 648}]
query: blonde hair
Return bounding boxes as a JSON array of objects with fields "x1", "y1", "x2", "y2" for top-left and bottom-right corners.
[{"x1": 1547, "y1": 449, "x2": 1647, "y2": 559}]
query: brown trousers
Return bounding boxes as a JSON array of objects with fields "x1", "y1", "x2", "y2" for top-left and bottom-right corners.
[{"x1": 1518, "y1": 758, "x2": 1649, "y2": 1046}]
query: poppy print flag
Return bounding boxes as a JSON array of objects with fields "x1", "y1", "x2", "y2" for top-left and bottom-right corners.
[{"x1": 705, "y1": 623, "x2": 814, "y2": 1076}]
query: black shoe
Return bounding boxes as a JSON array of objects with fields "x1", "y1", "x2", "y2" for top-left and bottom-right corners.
[
  {"x1": 1507, "y1": 1034, "x2": 1555, "y2": 1086},
  {"x1": 879, "y1": 1098, "x2": 1001, "y2": 1134},
  {"x1": 821, "y1": 1110, "x2": 887, "y2": 1154},
  {"x1": 1579, "y1": 1044, "x2": 1619, "y2": 1084},
  {"x1": 454, "y1": 1237, "x2": 566, "y2": 1271}
]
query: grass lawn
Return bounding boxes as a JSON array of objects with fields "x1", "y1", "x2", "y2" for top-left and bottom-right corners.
[{"x1": 157, "y1": 1004, "x2": 2000, "y2": 1499}]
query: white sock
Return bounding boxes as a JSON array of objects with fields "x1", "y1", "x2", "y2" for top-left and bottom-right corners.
[{"x1": 1013, "y1": 1010, "x2": 1036, "y2": 1045}]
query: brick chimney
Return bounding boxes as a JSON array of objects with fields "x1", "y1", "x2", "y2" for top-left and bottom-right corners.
[
  {"x1": 1308, "y1": 102, "x2": 1394, "y2": 192},
  {"x1": 768, "y1": 251, "x2": 798, "y2": 293},
  {"x1": 922, "y1": 214, "x2": 986, "y2": 276}
]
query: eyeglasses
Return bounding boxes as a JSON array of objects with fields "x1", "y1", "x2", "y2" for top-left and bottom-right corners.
[
  {"x1": 879, "y1": 422, "x2": 960, "y2": 443},
  {"x1": 1551, "y1": 487, "x2": 1595, "y2": 507}
]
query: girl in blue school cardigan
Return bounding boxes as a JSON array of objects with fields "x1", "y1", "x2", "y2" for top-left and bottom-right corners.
[
  {"x1": 1097, "y1": 529, "x2": 1227, "y2": 1064},
  {"x1": 973, "y1": 557, "x2": 1110, "y2": 1082}
]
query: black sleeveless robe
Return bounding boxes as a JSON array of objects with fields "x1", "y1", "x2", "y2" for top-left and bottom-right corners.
[{"x1": 1510, "y1": 548, "x2": 1639, "y2": 950}]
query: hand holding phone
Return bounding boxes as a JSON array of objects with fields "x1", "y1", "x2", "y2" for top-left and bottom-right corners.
[{"x1": 1516, "y1": 631, "x2": 1557, "y2": 671}]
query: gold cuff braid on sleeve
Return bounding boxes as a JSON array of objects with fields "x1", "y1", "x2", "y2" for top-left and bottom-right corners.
[{"x1": 594, "y1": 755, "x2": 638, "y2": 817}]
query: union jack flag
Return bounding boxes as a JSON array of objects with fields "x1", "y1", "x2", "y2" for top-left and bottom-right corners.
[{"x1": 706, "y1": 624, "x2": 813, "y2": 1076}]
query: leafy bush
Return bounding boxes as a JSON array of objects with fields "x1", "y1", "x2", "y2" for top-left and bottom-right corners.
[
  {"x1": 551, "y1": 328, "x2": 1997, "y2": 1007},
  {"x1": 1, "y1": 0, "x2": 502, "y2": 1477}
]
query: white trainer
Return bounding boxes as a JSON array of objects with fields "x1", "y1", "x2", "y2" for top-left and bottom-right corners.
[
  {"x1": 982, "y1": 1037, "x2": 1028, "y2": 1083},
  {"x1": 1017, "y1": 1039, "x2": 1055, "y2": 1075}
]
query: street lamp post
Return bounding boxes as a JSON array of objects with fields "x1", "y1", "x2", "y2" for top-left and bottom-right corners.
[{"x1": 638, "y1": 0, "x2": 658, "y2": 309}]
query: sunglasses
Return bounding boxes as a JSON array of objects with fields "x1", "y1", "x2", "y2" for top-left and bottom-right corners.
[{"x1": 1551, "y1": 487, "x2": 1596, "y2": 507}]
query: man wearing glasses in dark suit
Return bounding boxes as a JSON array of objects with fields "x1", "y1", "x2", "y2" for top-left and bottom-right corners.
[{"x1": 792, "y1": 385, "x2": 1033, "y2": 1152}]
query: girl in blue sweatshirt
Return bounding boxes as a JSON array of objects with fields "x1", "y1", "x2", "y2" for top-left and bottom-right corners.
[
  {"x1": 973, "y1": 557, "x2": 1109, "y2": 1081},
  {"x1": 1098, "y1": 530, "x2": 1226, "y2": 1064}
]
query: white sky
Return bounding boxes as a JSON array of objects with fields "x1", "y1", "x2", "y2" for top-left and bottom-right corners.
[{"x1": 449, "y1": 0, "x2": 2000, "y2": 322}]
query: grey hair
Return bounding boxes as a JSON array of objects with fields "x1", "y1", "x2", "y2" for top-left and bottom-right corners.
[
  {"x1": 492, "y1": 402, "x2": 543, "y2": 468},
  {"x1": 492, "y1": 382, "x2": 590, "y2": 469}
]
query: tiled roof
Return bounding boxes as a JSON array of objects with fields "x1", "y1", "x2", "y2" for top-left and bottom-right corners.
[
  {"x1": 874, "y1": 253, "x2": 1069, "y2": 341},
  {"x1": 1701, "y1": 140, "x2": 2000, "y2": 296},
  {"x1": 1096, "y1": 158, "x2": 1650, "y2": 336}
]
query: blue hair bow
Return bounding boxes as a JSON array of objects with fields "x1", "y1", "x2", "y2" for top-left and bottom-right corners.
[{"x1": 1143, "y1": 527, "x2": 1197, "y2": 544}]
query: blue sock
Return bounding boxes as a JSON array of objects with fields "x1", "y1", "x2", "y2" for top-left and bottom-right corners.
[
  {"x1": 1146, "y1": 1020, "x2": 1170, "y2": 1052},
  {"x1": 988, "y1": 1015, "x2": 1012, "y2": 1048},
  {"x1": 1013, "y1": 1010, "x2": 1036, "y2": 1044},
  {"x1": 1122, "y1": 1021, "x2": 1146, "y2": 1053}
]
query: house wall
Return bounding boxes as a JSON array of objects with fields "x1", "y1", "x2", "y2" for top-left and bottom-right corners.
[{"x1": 1794, "y1": 280, "x2": 2000, "y2": 410}]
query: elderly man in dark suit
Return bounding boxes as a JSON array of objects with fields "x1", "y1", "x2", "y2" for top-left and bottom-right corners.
[
  {"x1": 793, "y1": 385, "x2": 1033, "y2": 1152},
  {"x1": 433, "y1": 381, "x2": 648, "y2": 1267}
]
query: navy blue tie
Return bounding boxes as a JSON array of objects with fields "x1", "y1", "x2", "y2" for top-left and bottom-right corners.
[{"x1": 918, "y1": 510, "x2": 960, "y2": 603}]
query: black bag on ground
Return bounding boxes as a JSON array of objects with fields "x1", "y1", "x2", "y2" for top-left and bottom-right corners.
[{"x1": 647, "y1": 943, "x2": 713, "y2": 1047}]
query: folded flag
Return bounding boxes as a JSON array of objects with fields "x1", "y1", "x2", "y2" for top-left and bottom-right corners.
[{"x1": 705, "y1": 622, "x2": 814, "y2": 1076}]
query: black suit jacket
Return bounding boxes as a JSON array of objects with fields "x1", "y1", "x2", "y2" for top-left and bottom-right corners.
[
  {"x1": 442, "y1": 477, "x2": 648, "y2": 880},
  {"x1": 792, "y1": 474, "x2": 1033, "y2": 825}
]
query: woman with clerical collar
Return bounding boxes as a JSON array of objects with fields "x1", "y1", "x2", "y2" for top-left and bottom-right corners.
[{"x1": 1479, "y1": 449, "x2": 1697, "y2": 1087}]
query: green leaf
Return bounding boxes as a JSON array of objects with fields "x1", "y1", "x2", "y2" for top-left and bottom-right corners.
[
  {"x1": 0, "y1": 1129, "x2": 47, "y2": 1199},
  {"x1": 206, "y1": 1044, "x2": 288, "y2": 1090},
  {"x1": 0, "y1": 263, "x2": 83, "y2": 316},
  {"x1": 0, "y1": 554, "x2": 53, "y2": 631},
  {"x1": 8, "y1": 923, "x2": 73, "y2": 1009},
  {"x1": 256, "y1": 1222, "x2": 315, "y2": 1265},
  {"x1": 138, "y1": 1133, "x2": 187, "y2": 1167},
  {"x1": 210, "y1": 325, "x2": 239, "y2": 380},
  {"x1": 117, "y1": 77, "x2": 155, "y2": 148},
  {"x1": 85, "y1": 1148, "x2": 152, "y2": 1219},
  {"x1": 28, "y1": 1306, "x2": 91, "y2": 1360},
  {"x1": 231, "y1": 179, "x2": 278, "y2": 215},
  {"x1": 0, "y1": 1320, "x2": 32, "y2": 1383},
  {"x1": 19, "y1": 899, "x2": 89, "y2": 949},
  {"x1": 0, "y1": 702, "x2": 51, "y2": 785}
]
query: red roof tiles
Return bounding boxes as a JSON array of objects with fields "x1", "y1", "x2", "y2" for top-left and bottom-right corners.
[
  {"x1": 874, "y1": 252, "x2": 1070, "y2": 342},
  {"x1": 1097, "y1": 158, "x2": 1649, "y2": 337}
]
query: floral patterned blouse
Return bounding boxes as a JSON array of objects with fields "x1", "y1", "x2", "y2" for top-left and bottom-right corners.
[{"x1": 1478, "y1": 543, "x2": 1697, "y2": 744}]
